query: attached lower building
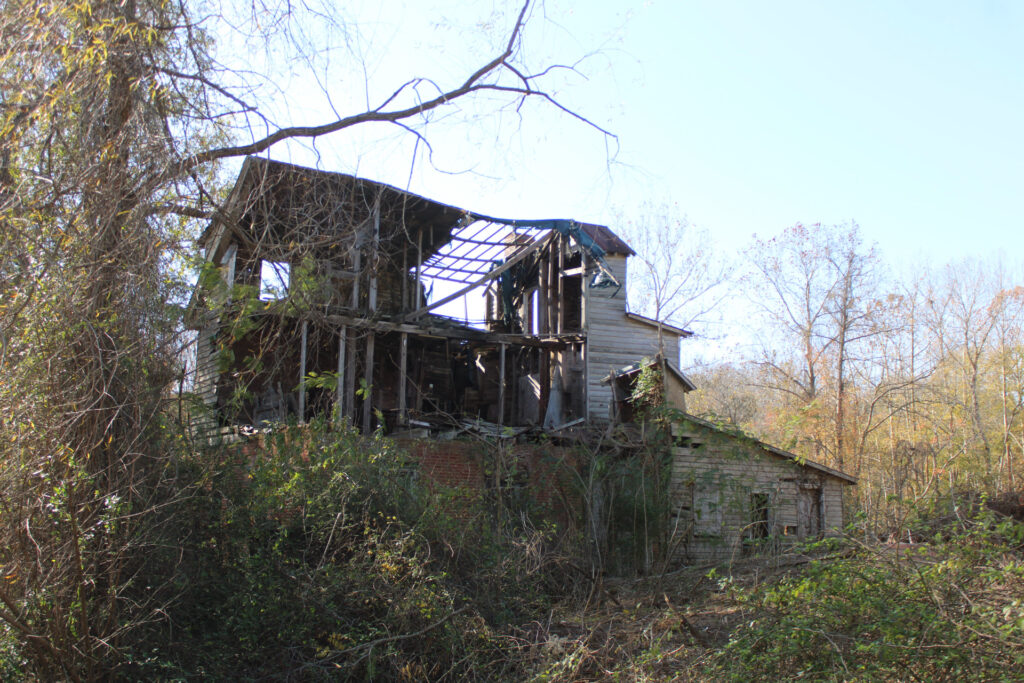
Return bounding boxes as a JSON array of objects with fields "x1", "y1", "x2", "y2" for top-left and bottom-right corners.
[{"x1": 669, "y1": 415, "x2": 856, "y2": 563}]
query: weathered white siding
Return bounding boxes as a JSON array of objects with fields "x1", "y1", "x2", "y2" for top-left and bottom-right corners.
[
  {"x1": 190, "y1": 323, "x2": 221, "y2": 439},
  {"x1": 668, "y1": 421, "x2": 849, "y2": 565},
  {"x1": 584, "y1": 255, "x2": 682, "y2": 423},
  {"x1": 664, "y1": 373, "x2": 689, "y2": 413}
]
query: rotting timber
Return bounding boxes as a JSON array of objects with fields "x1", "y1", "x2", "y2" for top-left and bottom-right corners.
[
  {"x1": 184, "y1": 157, "x2": 857, "y2": 566},
  {"x1": 186, "y1": 157, "x2": 691, "y2": 440}
]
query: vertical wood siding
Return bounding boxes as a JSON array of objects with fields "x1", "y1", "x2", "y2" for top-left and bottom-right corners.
[{"x1": 584, "y1": 255, "x2": 682, "y2": 423}]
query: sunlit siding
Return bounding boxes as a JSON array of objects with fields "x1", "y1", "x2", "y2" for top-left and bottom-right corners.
[{"x1": 584, "y1": 255, "x2": 682, "y2": 423}]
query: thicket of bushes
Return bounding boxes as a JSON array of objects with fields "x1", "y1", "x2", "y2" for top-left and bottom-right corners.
[
  {"x1": 708, "y1": 508, "x2": 1024, "y2": 682},
  {"x1": 92, "y1": 424, "x2": 581, "y2": 680},
  {"x1": 6, "y1": 418, "x2": 1024, "y2": 681}
]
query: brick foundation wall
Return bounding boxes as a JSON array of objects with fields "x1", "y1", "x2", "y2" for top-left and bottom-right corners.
[
  {"x1": 225, "y1": 429, "x2": 582, "y2": 530},
  {"x1": 405, "y1": 440, "x2": 488, "y2": 489},
  {"x1": 403, "y1": 439, "x2": 580, "y2": 527}
]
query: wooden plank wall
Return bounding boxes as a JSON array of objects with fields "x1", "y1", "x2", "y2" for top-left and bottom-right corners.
[
  {"x1": 668, "y1": 423, "x2": 846, "y2": 564},
  {"x1": 823, "y1": 478, "x2": 845, "y2": 532},
  {"x1": 584, "y1": 255, "x2": 679, "y2": 423},
  {"x1": 190, "y1": 323, "x2": 222, "y2": 441}
]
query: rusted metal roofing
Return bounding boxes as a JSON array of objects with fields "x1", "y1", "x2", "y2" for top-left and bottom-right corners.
[
  {"x1": 577, "y1": 222, "x2": 635, "y2": 256},
  {"x1": 602, "y1": 357, "x2": 697, "y2": 392}
]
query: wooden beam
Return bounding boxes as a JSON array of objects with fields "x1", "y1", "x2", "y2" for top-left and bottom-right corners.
[
  {"x1": 398, "y1": 332, "x2": 408, "y2": 425},
  {"x1": 322, "y1": 312, "x2": 583, "y2": 346},
  {"x1": 344, "y1": 328, "x2": 356, "y2": 424},
  {"x1": 539, "y1": 247, "x2": 549, "y2": 335},
  {"x1": 298, "y1": 320, "x2": 308, "y2": 423},
  {"x1": 547, "y1": 240, "x2": 557, "y2": 335},
  {"x1": 335, "y1": 325, "x2": 347, "y2": 427},
  {"x1": 406, "y1": 232, "x2": 555, "y2": 320},
  {"x1": 523, "y1": 289, "x2": 533, "y2": 334},
  {"x1": 400, "y1": 241, "x2": 407, "y2": 312},
  {"x1": 415, "y1": 228, "x2": 423, "y2": 310},
  {"x1": 582, "y1": 252, "x2": 590, "y2": 420},
  {"x1": 556, "y1": 236, "x2": 565, "y2": 334},
  {"x1": 420, "y1": 262, "x2": 502, "y2": 277},
  {"x1": 368, "y1": 198, "x2": 380, "y2": 312},
  {"x1": 362, "y1": 332, "x2": 375, "y2": 433},
  {"x1": 539, "y1": 347, "x2": 550, "y2": 424},
  {"x1": 498, "y1": 342, "x2": 506, "y2": 428},
  {"x1": 351, "y1": 247, "x2": 361, "y2": 309},
  {"x1": 423, "y1": 253, "x2": 506, "y2": 265}
]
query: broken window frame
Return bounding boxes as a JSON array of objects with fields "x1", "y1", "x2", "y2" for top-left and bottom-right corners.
[
  {"x1": 692, "y1": 485, "x2": 722, "y2": 537},
  {"x1": 747, "y1": 492, "x2": 772, "y2": 541},
  {"x1": 259, "y1": 260, "x2": 291, "y2": 301}
]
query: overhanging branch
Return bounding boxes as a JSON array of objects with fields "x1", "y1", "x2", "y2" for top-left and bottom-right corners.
[{"x1": 175, "y1": 0, "x2": 614, "y2": 175}]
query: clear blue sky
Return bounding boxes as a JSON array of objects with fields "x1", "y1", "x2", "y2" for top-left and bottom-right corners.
[{"x1": 246, "y1": 0, "x2": 1023, "y2": 268}]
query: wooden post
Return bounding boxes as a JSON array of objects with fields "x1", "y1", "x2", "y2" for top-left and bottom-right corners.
[
  {"x1": 557, "y1": 236, "x2": 565, "y2": 333},
  {"x1": 581, "y1": 252, "x2": 590, "y2": 330},
  {"x1": 369, "y1": 199, "x2": 379, "y2": 312},
  {"x1": 498, "y1": 342, "x2": 507, "y2": 427},
  {"x1": 401, "y1": 240, "x2": 408, "y2": 311},
  {"x1": 539, "y1": 250, "x2": 549, "y2": 335},
  {"x1": 344, "y1": 328, "x2": 356, "y2": 424},
  {"x1": 523, "y1": 291, "x2": 532, "y2": 335},
  {"x1": 335, "y1": 325, "x2": 347, "y2": 427},
  {"x1": 539, "y1": 347, "x2": 550, "y2": 423},
  {"x1": 398, "y1": 332, "x2": 408, "y2": 425},
  {"x1": 415, "y1": 228, "x2": 423, "y2": 309},
  {"x1": 362, "y1": 332, "x2": 375, "y2": 433},
  {"x1": 547, "y1": 240, "x2": 557, "y2": 335},
  {"x1": 582, "y1": 253, "x2": 590, "y2": 420},
  {"x1": 351, "y1": 249, "x2": 361, "y2": 310},
  {"x1": 298, "y1": 320, "x2": 308, "y2": 423}
]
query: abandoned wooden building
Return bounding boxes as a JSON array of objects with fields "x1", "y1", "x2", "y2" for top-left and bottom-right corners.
[
  {"x1": 186, "y1": 157, "x2": 855, "y2": 562},
  {"x1": 668, "y1": 415, "x2": 856, "y2": 563},
  {"x1": 187, "y1": 156, "x2": 695, "y2": 434}
]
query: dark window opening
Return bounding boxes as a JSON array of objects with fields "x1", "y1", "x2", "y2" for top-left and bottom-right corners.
[
  {"x1": 749, "y1": 493, "x2": 771, "y2": 540},
  {"x1": 562, "y1": 275, "x2": 583, "y2": 331},
  {"x1": 798, "y1": 486, "x2": 823, "y2": 539}
]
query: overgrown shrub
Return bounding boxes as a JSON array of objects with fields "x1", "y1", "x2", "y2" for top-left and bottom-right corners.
[
  {"x1": 708, "y1": 511, "x2": 1024, "y2": 682},
  {"x1": 120, "y1": 423, "x2": 576, "y2": 680}
]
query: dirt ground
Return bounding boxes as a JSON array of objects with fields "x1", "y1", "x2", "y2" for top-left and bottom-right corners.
[{"x1": 515, "y1": 555, "x2": 820, "y2": 681}]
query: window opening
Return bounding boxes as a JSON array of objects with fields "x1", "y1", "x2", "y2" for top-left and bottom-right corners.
[
  {"x1": 259, "y1": 260, "x2": 290, "y2": 301},
  {"x1": 748, "y1": 493, "x2": 770, "y2": 540},
  {"x1": 693, "y1": 486, "x2": 721, "y2": 537}
]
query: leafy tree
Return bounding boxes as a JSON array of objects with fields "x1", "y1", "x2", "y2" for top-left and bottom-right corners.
[
  {"x1": 0, "y1": 0, "x2": 609, "y2": 677},
  {"x1": 743, "y1": 222, "x2": 881, "y2": 472},
  {"x1": 620, "y1": 202, "x2": 731, "y2": 355}
]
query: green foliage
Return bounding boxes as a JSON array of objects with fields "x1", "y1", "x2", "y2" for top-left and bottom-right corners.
[
  {"x1": 707, "y1": 511, "x2": 1024, "y2": 682},
  {"x1": 0, "y1": 624, "x2": 27, "y2": 681},
  {"x1": 581, "y1": 411, "x2": 678, "y2": 576},
  {"x1": 630, "y1": 359, "x2": 665, "y2": 421},
  {"x1": 121, "y1": 425, "x2": 571, "y2": 680},
  {"x1": 602, "y1": 446, "x2": 674, "y2": 575}
]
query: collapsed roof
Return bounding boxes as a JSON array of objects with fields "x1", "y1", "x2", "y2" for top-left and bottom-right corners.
[{"x1": 199, "y1": 157, "x2": 634, "y2": 324}]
